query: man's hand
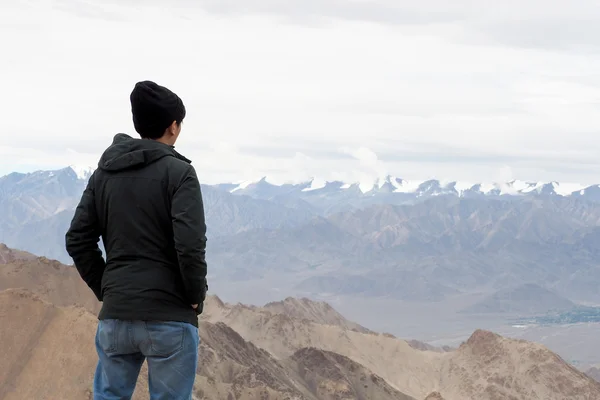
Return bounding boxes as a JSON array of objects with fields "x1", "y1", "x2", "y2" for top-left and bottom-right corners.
[{"x1": 192, "y1": 304, "x2": 199, "y2": 309}]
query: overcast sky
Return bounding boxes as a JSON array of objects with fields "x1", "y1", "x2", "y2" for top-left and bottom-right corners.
[{"x1": 1, "y1": 0, "x2": 600, "y2": 185}]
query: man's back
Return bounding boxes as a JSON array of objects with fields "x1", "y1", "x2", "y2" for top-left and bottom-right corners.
[
  {"x1": 90, "y1": 133, "x2": 206, "y2": 326},
  {"x1": 65, "y1": 81, "x2": 206, "y2": 400}
]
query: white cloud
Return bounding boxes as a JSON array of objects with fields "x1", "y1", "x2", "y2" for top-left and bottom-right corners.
[{"x1": 1, "y1": 0, "x2": 600, "y2": 184}]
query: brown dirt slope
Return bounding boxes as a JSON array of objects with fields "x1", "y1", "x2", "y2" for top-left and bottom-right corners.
[
  {"x1": 264, "y1": 297, "x2": 371, "y2": 333},
  {"x1": 0, "y1": 252, "x2": 100, "y2": 313},
  {"x1": 407, "y1": 339, "x2": 453, "y2": 353},
  {"x1": 204, "y1": 295, "x2": 600, "y2": 400},
  {"x1": 0, "y1": 288, "x2": 149, "y2": 400},
  {"x1": 197, "y1": 320, "x2": 308, "y2": 399},
  {"x1": 289, "y1": 347, "x2": 415, "y2": 400},
  {"x1": 203, "y1": 294, "x2": 444, "y2": 397},
  {"x1": 438, "y1": 329, "x2": 600, "y2": 400},
  {"x1": 198, "y1": 321, "x2": 416, "y2": 400},
  {"x1": 0, "y1": 287, "x2": 415, "y2": 400},
  {"x1": 2, "y1": 249, "x2": 600, "y2": 400},
  {"x1": 0, "y1": 243, "x2": 36, "y2": 264}
]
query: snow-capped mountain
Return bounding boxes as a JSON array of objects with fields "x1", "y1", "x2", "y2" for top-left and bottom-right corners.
[
  {"x1": 4, "y1": 165, "x2": 600, "y2": 302},
  {"x1": 3, "y1": 166, "x2": 595, "y2": 202},
  {"x1": 215, "y1": 175, "x2": 599, "y2": 214},
  {"x1": 68, "y1": 165, "x2": 95, "y2": 181},
  {"x1": 225, "y1": 175, "x2": 588, "y2": 199},
  {"x1": 3, "y1": 166, "x2": 600, "y2": 221}
]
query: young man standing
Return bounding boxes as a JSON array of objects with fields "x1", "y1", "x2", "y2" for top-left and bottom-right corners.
[{"x1": 66, "y1": 80, "x2": 208, "y2": 400}]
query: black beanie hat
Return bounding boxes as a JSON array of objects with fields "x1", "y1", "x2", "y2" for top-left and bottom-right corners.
[{"x1": 130, "y1": 80, "x2": 186, "y2": 139}]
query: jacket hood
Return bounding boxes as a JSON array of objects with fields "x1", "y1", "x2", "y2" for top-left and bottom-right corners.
[{"x1": 98, "y1": 133, "x2": 191, "y2": 172}]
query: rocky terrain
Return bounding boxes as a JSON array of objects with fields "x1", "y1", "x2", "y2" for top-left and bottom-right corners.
[
  {"x1": 0, "y1": 244, "x2": 35, "y2": 265},
  {"x1": 263, "y1": 297, "x2": 372, "y2": 333},
  {"x1": 2, "y1": 245, "x2": 600, "y2": 399}
]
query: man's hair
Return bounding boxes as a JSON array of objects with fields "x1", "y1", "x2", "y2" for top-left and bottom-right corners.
[{"x1": 130, "y1": 81, "x2": 186, "y2": 139}]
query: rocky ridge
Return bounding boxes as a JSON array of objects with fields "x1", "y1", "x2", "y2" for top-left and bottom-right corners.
[{"x1": 1, "y1": 246, "x2": 600, "y2": 399}]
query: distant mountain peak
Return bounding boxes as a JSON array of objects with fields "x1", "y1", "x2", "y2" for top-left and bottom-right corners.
[
  {"x1": 223, "y1": 173, "x2": 591, "y2": 203},
  {"x1": 465, "y1": 329, "x2": 501, "y2": 349},
  {"x1": 67, "y1": 165, "x2": 95, "y2": 180}
]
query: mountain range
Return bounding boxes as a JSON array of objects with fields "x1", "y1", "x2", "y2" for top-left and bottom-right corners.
[
  {"x1": 5, "y1": 165, "x2": 600, "y2": 370},
  {"x1": 3, "y1": 166, "x2": 600, "y2": 305},
  {"x1": 2, "y1": 245, "x2": 600, "y2": 400},
  {"x1": 219, "y1": 174, "x2": 600, "y2": 214}
]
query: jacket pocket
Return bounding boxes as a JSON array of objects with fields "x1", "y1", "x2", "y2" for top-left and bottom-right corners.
[{"x1": 144, "y1": 321, "x2": 185, "y2": 357}]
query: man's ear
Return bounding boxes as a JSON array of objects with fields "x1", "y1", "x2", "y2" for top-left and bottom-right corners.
[{"x1": 168, "y1": 120, "x2": 178, "y2": 135}]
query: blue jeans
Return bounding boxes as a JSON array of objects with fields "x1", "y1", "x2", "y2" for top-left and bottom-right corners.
[{"x1": 93, "y1": 319, "x2": 199, "y2": 400}]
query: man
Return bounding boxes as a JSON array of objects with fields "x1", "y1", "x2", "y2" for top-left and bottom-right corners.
[{"x1": 66, "y1": 80, "x2": 208, "y2": 400}]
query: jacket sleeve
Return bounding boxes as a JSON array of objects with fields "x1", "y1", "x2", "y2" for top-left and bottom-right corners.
[
  {"x1": 171, "y1": 166, "x2": 208, "y2": 306},
  {"x1": 65, "y1": 173, "x2": 106, "y2": 301}
]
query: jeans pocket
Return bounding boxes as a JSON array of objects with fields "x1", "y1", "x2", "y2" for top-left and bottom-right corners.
[
  {"x1": 145, "y1": 322, "x2": 185, "y2": 357},
  {"x1": 97, "y1": 319, "x2": 119, "y2": 354}
]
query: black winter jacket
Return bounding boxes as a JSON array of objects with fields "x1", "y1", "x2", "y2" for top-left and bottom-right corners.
[{"x1": 65, "y1": 133, "x2": 208, "y2": 327}]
